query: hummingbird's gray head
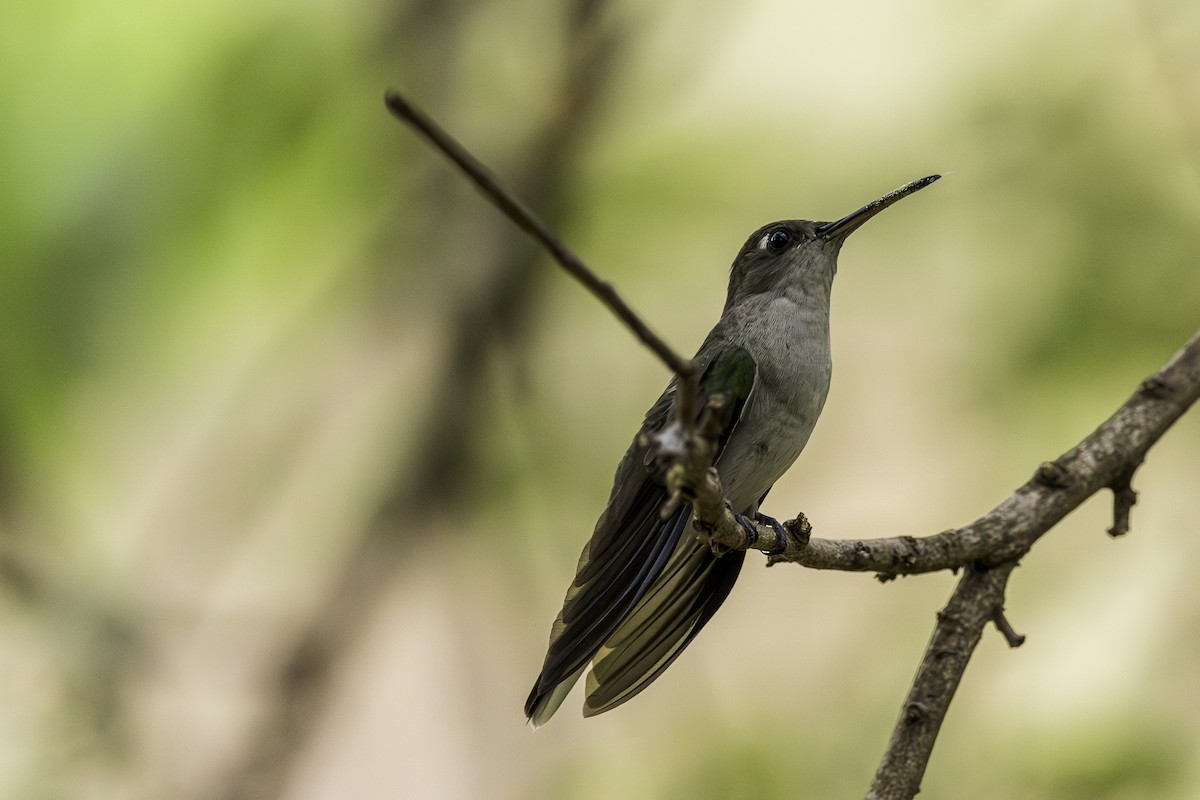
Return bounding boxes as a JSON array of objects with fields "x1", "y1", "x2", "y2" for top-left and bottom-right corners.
[
  {"x1": 724, "y1": 175, "x2": 941, "y2": 311},
  {"x1": 724, "y1": 219, "x2": 839, "y2": 310}
]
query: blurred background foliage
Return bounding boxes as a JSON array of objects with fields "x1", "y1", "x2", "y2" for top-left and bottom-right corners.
[{"x1": 1, "y1": 0, "x2": 1198, "y2": 797}]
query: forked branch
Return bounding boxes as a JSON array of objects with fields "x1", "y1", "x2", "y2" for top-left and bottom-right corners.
[{"x1": 385, "y1": 89, "x2": 1200, "y2": 799}]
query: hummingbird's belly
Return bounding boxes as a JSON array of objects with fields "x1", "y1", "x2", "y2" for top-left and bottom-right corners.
[
  {"x1": 707, "y1": 299, "x2": 832, "y2": 513},
  {"x1": 715, "y1": 380, "x2": 828, "y2": 513}
]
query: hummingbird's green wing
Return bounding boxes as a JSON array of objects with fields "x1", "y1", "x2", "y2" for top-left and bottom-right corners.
[{"x1": 525, "y1": 346, "x2": 756, "y2": 725}]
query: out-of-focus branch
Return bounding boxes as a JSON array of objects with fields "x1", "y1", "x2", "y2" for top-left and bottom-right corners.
[{"x1": 215, "y1": 4, "x2": 633, "y2": 799}]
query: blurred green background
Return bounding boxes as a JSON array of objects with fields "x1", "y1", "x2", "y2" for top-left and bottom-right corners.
[{"x1": 2, "y1": 0, "x2": 1199, "y2": 798}]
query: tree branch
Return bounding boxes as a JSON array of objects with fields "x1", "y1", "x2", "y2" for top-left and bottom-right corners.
[
  {"x1": 677, "y1": 331, "x2": 1199, "y2": 798},
  {"x1": 865, "y1": 561, "x2": 1018, "y2": 800},
  {"x1": 691, "y1": 330, "x2": 1200, "y2": 578}
]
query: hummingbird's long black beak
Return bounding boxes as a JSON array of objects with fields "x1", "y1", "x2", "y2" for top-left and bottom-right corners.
[{"x1": 816, "y1": 174, "x2": 941, "y2": 241}]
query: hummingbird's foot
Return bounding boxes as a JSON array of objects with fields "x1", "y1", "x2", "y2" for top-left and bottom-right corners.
[
  {"x1": 730, "y1": 511, "x2": 760, "y2": 550},
  {"x1": 752, "y1": 511, "x2": 790, "y2": 555}
]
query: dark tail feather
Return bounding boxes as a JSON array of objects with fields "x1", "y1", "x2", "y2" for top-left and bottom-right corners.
[
  {"x1": 524, "y1": 504, "x2": 691, "y2": 726},
  {"x1": 581, "y1": 543, "x2": 745, "y2": 717}
]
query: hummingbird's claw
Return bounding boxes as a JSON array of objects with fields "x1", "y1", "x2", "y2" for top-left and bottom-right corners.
[
  {"x1": 752, "y1": 511, "x2": 790, "y2": 556},
  {"x1": 730, "y1": 511, "x2": 759, "y2": 549}
]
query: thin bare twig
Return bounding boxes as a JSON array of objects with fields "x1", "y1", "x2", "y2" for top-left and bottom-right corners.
[{"x1": 383, "y1": 89, "x2": 701, "y2": 415}]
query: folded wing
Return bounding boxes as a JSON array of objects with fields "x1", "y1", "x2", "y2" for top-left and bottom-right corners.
[{"x1": 526, "y1": 346, "x2": 757, "y2": 724}]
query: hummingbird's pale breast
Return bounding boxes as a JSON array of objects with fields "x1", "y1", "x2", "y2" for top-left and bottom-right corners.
[{"x1": 715, "y1": 292, "x2": 833, "y2": 512}]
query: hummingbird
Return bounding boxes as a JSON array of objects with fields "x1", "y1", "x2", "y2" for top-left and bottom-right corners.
[{"x1": 525, "y1": 175, "x2": 941, "y2": 726}]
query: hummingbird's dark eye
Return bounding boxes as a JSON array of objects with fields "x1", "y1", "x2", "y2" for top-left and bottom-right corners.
[{"x1": 765, "y1": 228, "x2": 791, "y2": 253}]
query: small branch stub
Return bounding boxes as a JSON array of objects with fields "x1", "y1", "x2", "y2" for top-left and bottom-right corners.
[
  {"x1": 992, "y1": 610, "x2": 1026, "y2": 648},
  {"x1": 1034, "y1": 460, "x2": 1072, "y2": 489},
  {"x1": 1107, "y1": 465, "x2": 1140, "y2": 537},
  {"x1": 766, "y1": 515, "x2": 811, "y2": 566}
]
